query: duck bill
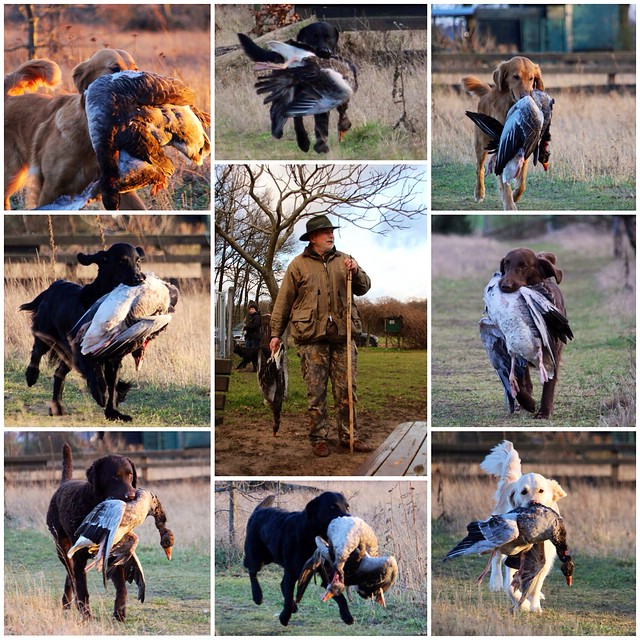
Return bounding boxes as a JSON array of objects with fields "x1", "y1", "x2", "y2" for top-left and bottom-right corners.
[
  {"x1": 565, "y1": 575, "x2": 572, "y2": 586},
  {"x1": 165, "y1": 547, "x2": 173, "y2": 560},
  {"x1": 542, "y1": 161, "x2": 549, "y2": 172},
  {"x1": 321, "y1": 588, "x2": 334, "y2": 602},
  {"x1": 375, "y1": 589, "x2": 386, "y2": 607}
]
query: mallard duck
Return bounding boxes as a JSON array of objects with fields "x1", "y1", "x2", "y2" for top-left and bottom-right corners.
[
  {"x1": 466, "y1": 89, "x2": 554, "y2": 183},
  {"x1": 482, "y1": 272, "x2": 573, "y2": 400},
  {"x1": 84, "y1": 70, "x2": 210, "y2": 209},
  {"x1": 257, "y1": 343, "x2": 288, "y2": 435},
  {"x1": 443, "y1": 502, "x2": 573, "y2": 610},
  {"x1": 72, "y1": 273, "x2": 179, "y2": 370},
  {"x1": 68, "y1": 488, "x2": 174, "y2": 591},
  {"x1": 238, "y1": 34, "x2": 357, "y2": 141}
]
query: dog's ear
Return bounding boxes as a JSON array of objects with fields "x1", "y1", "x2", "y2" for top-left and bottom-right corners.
[
  {"x1": 127, "y1": 457, "x2": 138, "y2": 487},
  {"x1": 86, "y1": 459, "x2": 101, "y2": 496},
  {"x1": 536, "y1": 252, "x2": 563, "y2": 283},
  {"x1": 493, "y1": 60, "x2": 510, "y2": 93},
  {"x1": 549, "y1": 479, "x2": 567, "y2": 502},
  {"x1": 136, "y1": 246, "x2": 145, "y2": 259},
  {"x1": 533, "y1": 65, "x2": 545, "y2": 90},
  {"x1": 77, "y1": 250, "x2": 105, "y2": 266}
]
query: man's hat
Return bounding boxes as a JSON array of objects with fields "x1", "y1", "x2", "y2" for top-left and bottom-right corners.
[{"x1": 300, "y1": 215, "x2": 340, "y2": 242}]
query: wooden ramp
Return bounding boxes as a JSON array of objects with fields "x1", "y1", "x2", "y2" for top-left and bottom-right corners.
[{"x1": 353, "y1": 421, "x2": 427, "y2": 476}]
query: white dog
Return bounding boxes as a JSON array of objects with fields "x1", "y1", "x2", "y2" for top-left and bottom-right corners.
[{"x1": 480, "y1": 440, "x2": 567, "y2": 612}]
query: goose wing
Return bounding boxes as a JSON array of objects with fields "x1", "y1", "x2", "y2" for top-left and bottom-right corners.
[
  {"x1": 465, "y1": 111, "x2": 503, "y2": 153},
  {"x1": 444, "y1": 513, "x2": 520, "y2": 560},
  {"x1": 107, "y1": 549, "x2": 146, "y2": 602},
  {"x1": 495, "y1": 96, "x2": 543, "y2": 176},
  {"x1": 522, "y1": 284, "x2": 573, "y2": 344}
]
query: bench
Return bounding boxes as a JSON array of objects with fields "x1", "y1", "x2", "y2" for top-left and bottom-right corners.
[
  {"x1": 353, "y1": 421, "x2": 427, "y2": 476},
  {"x1": 215, "y1": 359, "x2": 232, "y2": 426}
]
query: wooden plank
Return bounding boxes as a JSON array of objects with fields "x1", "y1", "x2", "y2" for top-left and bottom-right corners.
[
  {"x1": 4, "y1": 234, "x2": 210, "y2": 248},
  {"x1": 215, "y1": 359, "x2": 232, "y2": 426},
  {"x1": 353, "y1": 421, "x2": 427, "y2": 476},
  {"x1": 374, "y1": 422, "x2": 427, "y2": 476}
]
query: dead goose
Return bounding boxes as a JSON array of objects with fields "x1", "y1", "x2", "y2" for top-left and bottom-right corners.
[
  {"x1": 72, "y1": 273, "x2": 179, "y2": 370},
  {"x1": 84, "y1": 70, "x2": 210, "y2": 209},
  {"x1": 238, "y1": 34, "x2": 357, "y2": 141},
  {"x1": 297, "y1": 516, "x2": 397, "y2": 607},
  {"x1": 68, "y1": 488, "x2": 174, "y2": 591},
  {"x1": 482, "y1": 271, "x2": 573, "y2": 401},
  {"x1": 257, "y1": 343, "x2": 288, "y2": 435},
  {"x1": 443, "y1": 502, "x2": 573, "y2": 610},
  {"x1": 466, "y1": 89, "x2": 554, "y2": 184}
]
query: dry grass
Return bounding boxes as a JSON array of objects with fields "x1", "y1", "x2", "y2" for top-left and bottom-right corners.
[
  {"x1": 214, "y1": 481, "x2": 427, "y2": 595},
  {"x1": 432, "y1": 80, "x2": 636, "y2": 183},
  {"x1": 4, "y1": 276, "x2": 210, "y2": 390}
]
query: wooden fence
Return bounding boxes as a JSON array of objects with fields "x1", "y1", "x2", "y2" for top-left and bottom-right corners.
[
  {"x1": 5, "y1": 233, "x2": 210, "y2": 282},
  {"x1": 5, "y1": 448, "x2": 211, "y2": 485},
  {"x1": 432, "y1": 50, "x2": 636, "y2": 88},
  {"x1": 432, "y1": 442, "x2": 635, "y2": 484}
]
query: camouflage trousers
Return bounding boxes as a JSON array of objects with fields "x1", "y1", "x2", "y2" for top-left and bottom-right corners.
[{"x1": 297, "y1": 341, "x2": 359, "y2": 444}]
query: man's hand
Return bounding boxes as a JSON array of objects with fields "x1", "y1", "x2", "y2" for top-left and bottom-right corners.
[
  {"x1": 269, "y1": 337, "x2": 282, "y2": 354},
  {"x1": 345, "y1": 257, "x2": 358, "y2": 273}
]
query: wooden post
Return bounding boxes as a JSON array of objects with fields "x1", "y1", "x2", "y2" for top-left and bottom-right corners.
[{"x1": 346, "y1": 267, "x2": 354, "y2": 453}]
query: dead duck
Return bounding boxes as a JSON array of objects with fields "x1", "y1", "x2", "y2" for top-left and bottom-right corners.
[
  {"x1": 482, "y1": 271, "x2": 573, "y2": 401},
  {"x1": 257, "y1": 343, "x2": 288, "y2": 435},
  {"x1": 297, "y1": 516, "x2": 397, "y2": 607},
  {"x1": 68, "y1": 488, "x2": 174, "y2": 591},
  {"x1": 84, "y1": 70, "x2": 210, "y2": 209},
  {"x1": 443, "y1": 502, "x2": 573, "y2": 610},
  {"x1": 238, "y1": 34, "x2": 357, "y2": 141},
  {"x1": 72, "y1": 273, "x2": 179, "y2": 371},
  {"x1": 466, "y1": 89, "x2": 554, "y2": 184}
]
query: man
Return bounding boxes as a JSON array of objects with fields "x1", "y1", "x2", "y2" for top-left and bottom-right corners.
[
  {"x1": 270, "y1": 214, "x2": 373, "y2": 457},
  {"x1": 237, "y1": 302, "x2": 262, "y2": 371}
]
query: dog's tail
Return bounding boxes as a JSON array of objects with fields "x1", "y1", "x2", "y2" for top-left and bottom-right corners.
[
  {"x1": 60, "y1": 442, "x2": 74, "y2": 484},
  {"x1": 255, "y1": 494, "x2": 276, "y2": 510},
  {"x1": 462, "y1": 75, "x2": 492, "y2": 98},
  {"x1": 480, "y1": 440, "x2": 521, "y2": 481},
  {"x1": 4, "y1": 58, "x2": 62, "y2": 96}
]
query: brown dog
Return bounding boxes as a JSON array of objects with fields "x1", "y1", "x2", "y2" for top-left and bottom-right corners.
[
  {"x1": 4, "y1": 49, "x2": 145, "y2": 209},
  {"x1": 463, "y1": 57, "x2": 544, "y2": 210},
  {"x1": 499, "y1": 247, "x2": 566, "y2": 418}
]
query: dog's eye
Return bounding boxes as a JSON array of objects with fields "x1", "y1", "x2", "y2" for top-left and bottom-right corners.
[{"x1": 520, "y1": 488, "x2": 529, "y2": 495}]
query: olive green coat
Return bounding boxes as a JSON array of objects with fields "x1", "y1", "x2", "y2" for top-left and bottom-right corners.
[{"x1": 270, "y1": 246, "x2": 371, "y2": 344}]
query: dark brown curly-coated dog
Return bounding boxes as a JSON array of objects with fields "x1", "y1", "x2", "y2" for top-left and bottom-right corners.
[{"x1": 46, "y1": 443, "x2": 137, "y2": 620}]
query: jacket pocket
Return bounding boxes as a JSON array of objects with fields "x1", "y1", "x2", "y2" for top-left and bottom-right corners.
[{"x1": 291, "y1": 309, "x2": 316, "y2": 342}]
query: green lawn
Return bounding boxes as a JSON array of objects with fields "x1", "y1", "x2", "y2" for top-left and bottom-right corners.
[{"x1": 431, "y1": 162, "x2": 636, "y2": 211}]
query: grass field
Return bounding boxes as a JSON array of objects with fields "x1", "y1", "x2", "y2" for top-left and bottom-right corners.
[
  {"x1": 431, "y1": 224, "x2": 636, "y2": 427},
  {"x1": 431, "y1": 83, "x2": 636, "y2": 210},
  {"x1": 4, "y1": 278, "x2": 211, "y2": 427},
  {"x1": 214, "y1": 481, "x2": 427, "y2": 635},
  {"x1": 5, "y1": 480, "x2": 210, "y2": 635},
  {"x1": 431, "y1": 476, "x2": 636, "y2": 636}
]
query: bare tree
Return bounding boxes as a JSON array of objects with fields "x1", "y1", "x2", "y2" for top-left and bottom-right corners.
[{"x1": 215, "y1": 164, "x2": 427, "y2": 300}]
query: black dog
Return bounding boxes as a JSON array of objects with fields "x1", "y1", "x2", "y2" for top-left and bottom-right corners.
[
  {"x1": 20, "y1": 243, "x2": 145, "y2": 420},
  {"x1": 46, "y1": 443, "x2": 138, "y2": 620},
  {"x1": 239, "y1": 21, "x2": 351, "y2": 153},
  {"x1": 244, "y1": 491, "x2": 353, "y2": 626},
  {"x1": 233, "y1": 342, "x2": 269, "y2": 372}
]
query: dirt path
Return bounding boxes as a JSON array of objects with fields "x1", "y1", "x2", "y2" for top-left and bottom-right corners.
[{"x1": 215, "y1": 403, "x2": 425, "y2": 476}]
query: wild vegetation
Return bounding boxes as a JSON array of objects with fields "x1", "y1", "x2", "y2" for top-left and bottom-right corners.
[
  {"x1": 432, "y1": 473, "x2": 635, "y2": 636},
  {"x1": 4, "y1": 5, "x2": 210, "y2": 210},
  {"x1": 214, "y1": 5, "x2": 427, "y2": 160},
  {"x1": 4, "y1": 476, "x2": 210, "y2": 635},
  {"x1": 432, "y1": 77, "x2": 636, "y2": 209},
  {"x1": 214, "y1": 481, "x2": 427, "y2": 635},
  {"x1": 431, "y1": 222, "x2": 636, "y2": 427}
]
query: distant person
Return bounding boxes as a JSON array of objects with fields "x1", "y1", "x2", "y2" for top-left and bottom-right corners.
[
  {"x1": 270, "y1": 215, "x2": 373, "y2": 457},
  {"x1": 237, "y1": 302, "x2": 262, "y2": 370}
]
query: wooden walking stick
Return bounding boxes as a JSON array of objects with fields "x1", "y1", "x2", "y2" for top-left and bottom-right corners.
[{"x1": 346, "y1": 261, "x2": 354, "y2": 453}]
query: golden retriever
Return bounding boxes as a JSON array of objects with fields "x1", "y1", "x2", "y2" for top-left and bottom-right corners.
[
  {"x1": 4, "y1": 49, "x2": 145, "y2": 209},
  {"x1": 462, "y1": 56, "x2": 544, "y2": 210},
  {"x1": 480, "y1": 440, "x2": 567, "y2": 612}
]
